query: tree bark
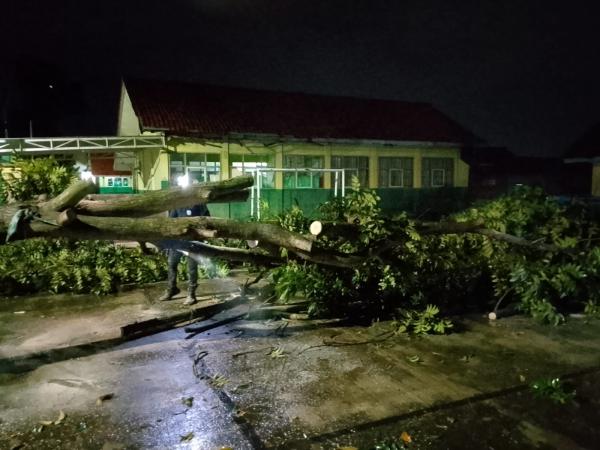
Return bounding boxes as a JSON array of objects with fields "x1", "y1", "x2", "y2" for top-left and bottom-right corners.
[
  {"x1": 0, "y1": 175, "x2": 563, "y2": 271},
  {"x1": 74, "y1": 175, "x2": 253, "y2": 217}
]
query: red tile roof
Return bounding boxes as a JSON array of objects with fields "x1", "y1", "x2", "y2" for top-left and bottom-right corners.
[
  {"x1": 124, "y1": 78, "x2": 475, "y2": 144},
  {"x1": 565, "y1": 122, "x2": 600, "y2": 159}
]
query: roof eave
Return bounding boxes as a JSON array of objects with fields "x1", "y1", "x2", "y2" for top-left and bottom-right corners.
[{"x1": 157, "y1": 129, "x2": 466, "y2": 147}]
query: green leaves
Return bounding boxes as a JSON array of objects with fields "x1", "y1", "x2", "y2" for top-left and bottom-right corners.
[
  {"x1": 530, "y1": 377, "x2": 576, "y2": 404},
  {"x1": 278, "y1": 205, "x2": 309, "y2": 233},
  {"x1": 394, "y1": 305, "x2": 453, "y2": 336},
  {"x1": 268, "y1": 183, "x2": 600, "y2": 325},
  {"x1": 1, "y1": 156, "x2": 76, "y2": 201},
  {"x1": 0, "y1": 239, "x2": 168, "y2": 296}
]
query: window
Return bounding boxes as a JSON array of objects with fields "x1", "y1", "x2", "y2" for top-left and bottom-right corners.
[
  {"x1": 378, "y1": 157, "x2": 413, "y2": 188},
  {"x1": 431, "y1": 169, "x2": 445, "y2": 187},
  {"x1": 169, "y1": 153, "x2": 221, "y2": 185},
  {"x1": 230, "y1": 153, "x2": 275, "y2": 188},
  {"x1": 283, "y1": 155, "x2": 324, "y2": 188},
  {"x1": 331, "y1": 155, "x2": 369, "y2": 187},
  {"x1": 422, "y1": 158, "x2": 454, "y2": 188}
]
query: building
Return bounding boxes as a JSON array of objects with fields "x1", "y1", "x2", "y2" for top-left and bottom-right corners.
[
  {"x1": 464, "y1": 147, "x2": 587, "y2": 199},
  {"x1": 564, "y1": 122, "x2": 600, "y2": 196},
  {"x1": 116, "y1": 78, "x2": 475, "y2": 218},
  {"x1": 1, "y1": 79, "x2": 477, "y2": 217}
]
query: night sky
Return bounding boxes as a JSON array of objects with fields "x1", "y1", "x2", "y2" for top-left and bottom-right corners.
[{"x1": 2, "y1": 0, "x2": 600, "y2": 156}]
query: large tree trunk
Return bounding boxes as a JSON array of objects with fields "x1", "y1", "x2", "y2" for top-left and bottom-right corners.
[
  {"x1": 75, "y1": 175, "x2": 253, "y2": 217},
  {"x1": 0, "y1": 176, "x2": 563, "y2": 270},
  {"x1": 0, "y1": 176, "x2": 316, "y2": 259}
]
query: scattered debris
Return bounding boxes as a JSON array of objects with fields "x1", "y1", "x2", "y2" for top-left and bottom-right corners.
[
  {"x1": 298, "y1": 330, "x2": 395, "y2": 355},
  {"x1": 232, "y1": 383, "x2": 251, "y2": 392},
  {"x1": 13, "y1": 311, "x2": 26, "y2": 315},
  {"x1": 55, "y1": 410, "x2": 66, "y2": 425},
  {"x1": 400, "y1": 431, "x2": 412, "y2": 444},
  {"x1": 39, "y1": 410, "x2": 66, "y2": 427},
  {"x1": 530, "y1": 377, "x2": 576, "y2": 404},
  {"x1": 459, "y1": 354, "x2": 474, "y2": 363},
  {"x1": 488, "y1": 303, "x2": 519, "y2": 321},
  {"x1": 209, "y1": 374, "x2": 229, "y2": 388},
  {"x1": 181, "y1": 397, "x2": 194, "y2": 407},
  {"x1": 96, "y1": 393, "x2": 115, "y2": 405},
  {"x1": 232, "y1": 408, "x2": 247, "y2": 421},
  {"x1": 267, "y1": 346, "x2": 287, "y2": 358},
  {"x1": 287, "y1": 313, "x2": 310, "y2": 320},
  {"x1": 407, "y1": 355, "x2": 422, "y2": 364},
  {"x1": 180, "y1": 432, "x2": 194, "y2": 442}
]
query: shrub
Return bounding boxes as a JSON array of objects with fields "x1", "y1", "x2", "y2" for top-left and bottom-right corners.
[
  {"x1": 0, "y1": 239, "x2": 168, "y2": 296},
  {"x1": 269, "y1": 182, "x2": 600, "y2": 325},
  {"x1": 0, "y1": 156, "x2": 76, "y2": 201}
]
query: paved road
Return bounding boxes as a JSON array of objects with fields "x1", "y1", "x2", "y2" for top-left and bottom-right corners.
[{"x1": 1, "y1": 314, "x2": 600, "y2": 449}]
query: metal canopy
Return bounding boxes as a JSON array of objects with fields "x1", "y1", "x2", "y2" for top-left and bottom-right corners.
[{"x1": 0, "y1": 136, "x2": 166, "y2": 155}]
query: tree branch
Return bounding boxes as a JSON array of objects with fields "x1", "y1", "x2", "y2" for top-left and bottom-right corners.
[
  {"x1": 42, "y1": 180, "x2": 98, "y2": 212},
  {"x1": 74, "y1": 175, "x2": 253, "y2": 217}
]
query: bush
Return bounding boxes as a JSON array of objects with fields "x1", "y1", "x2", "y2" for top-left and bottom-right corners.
[
  {"x1": 0, "y1": 239, "x2": 168, "y2": 296},
  {"x1": 269, "y1": 182, "x2": 600, "y2": 325},
  {"x1": 0, "y1": 156, "x2": 76, "y2": 201}
]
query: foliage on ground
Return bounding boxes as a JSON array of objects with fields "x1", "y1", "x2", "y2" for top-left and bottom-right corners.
[
  {"x1": 0, "y1": 159, "x2": 170, "y2": 296},
  {"x1": 0, "y1": 239, "x2": 168, "y2": 296},
  {"x1": 0, "y1": 239, "x2": 233, "y2": 297},
  {"x1": 530, "y1": 377, "x2": 576, "y2": 404},
  {"x1": 270, "y1": 178, "x2": 600, "y2": 325},
  {"x1": 393, "y1": 305, "x2": 453, "y2": 335}
]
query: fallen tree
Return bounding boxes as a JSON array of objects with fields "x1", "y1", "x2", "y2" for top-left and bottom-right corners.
[
  {"x1": 0, "y1": 175, "x2": 560, "y2": 270},
  {"x1": 0, "y1": 175, "x2": 311, "y2": 254},
  {"x1": 2, "y1": 172, "x2": 599, "y2": 325}
]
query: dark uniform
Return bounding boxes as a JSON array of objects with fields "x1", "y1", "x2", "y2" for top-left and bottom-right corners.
[{"x1": 159, "y1": 203, "x2": 210, "y2": 305}]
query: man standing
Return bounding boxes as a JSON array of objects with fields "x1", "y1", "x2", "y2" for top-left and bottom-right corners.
[{"x1": 159, "y1": 203, "x2": 210, "y2": 305}]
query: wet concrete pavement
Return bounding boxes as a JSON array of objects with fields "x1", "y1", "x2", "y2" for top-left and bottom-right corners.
[
  {"x1": 1, "y1": 306, "x2": 600, "y2": 449},
  {"x1": 0, "y1": 275, "x2": 249, "y2": 364}
]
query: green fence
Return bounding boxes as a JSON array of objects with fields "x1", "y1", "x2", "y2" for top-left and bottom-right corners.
[
  {"x1": 207, "y1": 187, "x2": 468, "y2": 219},
  {"x1": 377, "y1": 187, "x2": 468, "y2": 218},
  {"x1": 208, "y1": 188, "x2": 337, "y2": 220}
]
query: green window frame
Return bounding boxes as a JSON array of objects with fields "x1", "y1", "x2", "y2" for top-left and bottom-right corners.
[
  {"x1": 283, "y1": 155, "x2": 324, "y2": 188},
  {"x1": 422, "y1": 158, "x2": 454, "y2": 188},
  {"x1": 331, "y1": 155, "x2": 369, "y2": 187},
  {"x1": 169, "y1": 153, "x2": 221, "y2": 185},
  {"x1": 378, "y1": 157, "x2": 413, "y2": 188},
  {"x1": 230, "y1": 153, "x2": 275, "y2": 188}
]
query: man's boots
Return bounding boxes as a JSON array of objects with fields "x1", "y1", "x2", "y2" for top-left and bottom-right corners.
[
  {"x1": 184, "y1": 284, "x2": 197, "y2": 306},
  {"x1": 159, "y1": 286, "x2": 180, "y2": 301}
]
